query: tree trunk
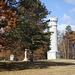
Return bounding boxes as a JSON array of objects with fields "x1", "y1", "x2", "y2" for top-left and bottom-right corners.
[
  {"x1": 30, "y1": 51, "x2": 33, "y2": 62},
  {"x1": 68, "y1": 39, "x2": 69, "y2": 59}
]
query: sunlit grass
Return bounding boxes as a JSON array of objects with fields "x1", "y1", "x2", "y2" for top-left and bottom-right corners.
[{"x1": 0, "y1": 59, "x2": 75, "y2": 75}]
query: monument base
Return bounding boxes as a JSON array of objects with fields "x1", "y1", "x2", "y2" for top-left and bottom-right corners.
[
  {"x1": 23, "y1": 58, "x2": 28, "y2": 61},
  {"x1": 47, "y1": 51, "x2": 60, "y2": 60}
]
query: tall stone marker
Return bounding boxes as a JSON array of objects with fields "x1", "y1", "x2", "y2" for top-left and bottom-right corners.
[
  {"x1": 23, "y1": 49, "x2": 28, "y2": 61},
  {"x1": 47, "y1": 17, "x2": 60, "y2": 59}
]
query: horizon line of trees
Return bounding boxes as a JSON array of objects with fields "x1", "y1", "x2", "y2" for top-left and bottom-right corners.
[{"x1": 58, "y1": 25, "x2": 75, "y2": 59}]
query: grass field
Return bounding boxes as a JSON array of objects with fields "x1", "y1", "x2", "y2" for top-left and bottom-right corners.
[{"x1": 0, "y1": 59, "x2": 75, "y2": 75}]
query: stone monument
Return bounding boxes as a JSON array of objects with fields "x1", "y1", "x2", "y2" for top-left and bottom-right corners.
[
  {"x1": 23, "y1": 49, "x2": 28, "y2": 61},
  {"x1": 10, "y1": 54, "x2": 14, "y2": 61},
  {"x1": 47, "y1": 17, "x2": 60, "y2": 59}
]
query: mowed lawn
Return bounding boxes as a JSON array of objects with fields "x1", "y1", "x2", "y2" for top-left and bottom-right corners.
[{"x1": 0, "y1": 59, "x2": 75, "y2": 75}]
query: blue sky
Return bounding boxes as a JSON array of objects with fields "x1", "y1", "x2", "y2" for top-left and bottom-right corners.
[{"x1": 40, "y1": 0, "x2": 75, "y2": 32}]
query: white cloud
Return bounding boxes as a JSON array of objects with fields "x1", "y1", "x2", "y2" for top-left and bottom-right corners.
[
  {"x1": 61, "y1": 14, "x2": 75, "y2": 24},
  {"x1": 69, "y1": 8, "x2": 75, "y2": 13},
  {"x1": 61, "y1": 14, "x2": 72, "y2": 24},
  {"x1": 62, "y1": 14, "x2": 70, "y2": 21},
  {"x1": 58, "y1": 24, "x2": 75, "y2": 32},
  {"x1": 71, "y1": 25, "x2": 75, "y2": 31},
  {"x1": 64, "y1": 0, "x2": 75, "y2": 4},
  {"x1": 57, "y1": 24, "x2": 67, "y2": 32}
]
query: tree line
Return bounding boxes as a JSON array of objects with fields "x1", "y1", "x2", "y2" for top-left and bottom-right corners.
[{"x1": 58, "y1": 25, "x2": 75, "y2": 59}]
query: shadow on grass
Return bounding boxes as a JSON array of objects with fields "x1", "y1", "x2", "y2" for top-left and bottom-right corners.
[{"x1": 0, "y1": 60, "x2": 75, "y2": 71}]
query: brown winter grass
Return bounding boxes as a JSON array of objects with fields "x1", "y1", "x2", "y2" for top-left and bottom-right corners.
[{"x1": 0, "y1": 59, "x2": 75, "y2": 75}]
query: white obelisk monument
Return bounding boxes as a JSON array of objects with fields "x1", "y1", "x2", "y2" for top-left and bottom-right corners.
[{"x1": 47, "y1": 17, "x2": 60, "y2": 59}]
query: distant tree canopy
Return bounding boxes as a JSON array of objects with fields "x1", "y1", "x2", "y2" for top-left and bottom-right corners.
[
  {"x1": 58, "y1": 25, "x2": 75, "y2": 59},
  {"x1": 64, "y1": 25, "x2": 72, "y2": 39},
  {"x1": 66, "y1": 25, "x2": 72, "y2": 33}
]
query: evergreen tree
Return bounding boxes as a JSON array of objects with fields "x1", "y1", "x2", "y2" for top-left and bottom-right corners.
[
  {"x1": 66, "y1": 25, "x2": 72, "y2": 33},
  {"x1": 5, "y1": 0, "x2": 50, "y2": 62}
]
